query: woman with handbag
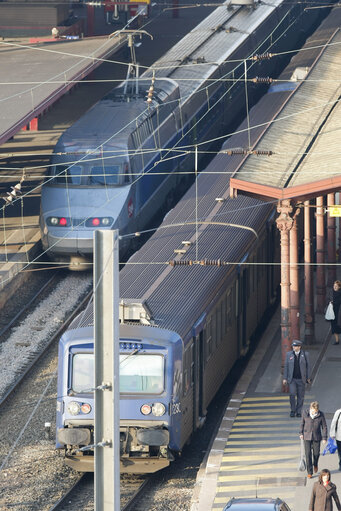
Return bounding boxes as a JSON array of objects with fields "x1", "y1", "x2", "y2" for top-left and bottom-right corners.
[
  {"x1": 330, "y1": 407, "x2": 341, "y2": 471},
  {"x1": 330, "y1": 281, "x2": 341, "y2": 345},
  {"x1": 300, "y1": 401, "x2": 327, "y2": 478},
  {"x1": 309, "y1": 469, "x2": 341, "y2": 511}
]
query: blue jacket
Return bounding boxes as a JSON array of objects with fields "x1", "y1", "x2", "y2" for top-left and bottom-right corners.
[{"x1": 283, "y1": 349, "x2": 310, "y2": 383}]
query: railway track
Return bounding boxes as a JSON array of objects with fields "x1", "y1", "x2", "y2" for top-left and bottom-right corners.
[
  {"x1": 47, "y1": 473, "x2": 149, "y2": 511},
  {"x1": 0, "y1": 271, "x2": 92, "y2": 408}
]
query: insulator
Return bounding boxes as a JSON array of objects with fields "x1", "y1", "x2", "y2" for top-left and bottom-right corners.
[
  {"x1": 251, "y1": 77, "x2": 273, "y2": 84},
  {"x1": 252, "y1": 150, "x2": 273, "y2": 156},
  {"x1": 146, "y1": 98, "x2": 153, "y2": 103},
  {"x1": 12, "y1": 183, "x2": 22, "y2": 192},
  {"x1": 225, "y1": 149, "x2": 249, "y2": 156},
  {"x1": 251, "y1": 53, "x2": 273, "y2": 61}
]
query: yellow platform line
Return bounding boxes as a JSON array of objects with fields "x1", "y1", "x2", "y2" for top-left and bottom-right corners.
[
  {"x1": 224, "y1": 446, "x2": 298, "y2": 453},
  {"x1": 232, "y1": 420, "x2": 299, "y2": 426},
  {"x1": 228, "y1": 433, "x2": 298, "y2": 438},
  {"x1": 233, "y1": 414, "x2": 294, "y2": 419},
  {"x1": 216, "y1": 483, "x2": 298, "y2": 492},
  {"x1": 226, "y1": 440, "x2": 298, "y2": 445},
  {"x1": 220, "y1": 462, "x2": 298, "y2": 477},
  {"x1": 240, "y1": 403, "x2": 290, "y2": 408},
  {"x1": 222, "y1": 454, "x2": 296, "y2": 462},
  {"x1": 219, "y1": 471, "x2": 295, "y2": 482},
  {"x1": 243, "y1": 394, "x2": 289, "y2": 403}
]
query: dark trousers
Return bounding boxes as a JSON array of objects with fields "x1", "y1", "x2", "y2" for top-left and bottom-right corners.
[
  {"x1": 304, "y1": 440, "x2": 321, "y2": 475},
  {"x1": 289, "y1": 378, "x2": 305, "y2": 414},
  {"x1": 336, "y1": 440, "x2": 341, "y2": 468}
]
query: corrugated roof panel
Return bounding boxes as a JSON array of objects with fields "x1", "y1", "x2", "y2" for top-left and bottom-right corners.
[{"x1": 233, "y1": 28, "x2": 341, "y2": 189}]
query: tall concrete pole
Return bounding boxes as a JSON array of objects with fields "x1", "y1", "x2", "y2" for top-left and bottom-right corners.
[{"x1": 94, "y1": 230, "x2": 120, "y2": 511}]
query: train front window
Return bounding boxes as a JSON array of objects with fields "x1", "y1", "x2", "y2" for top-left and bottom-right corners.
[
  {"x1": 72, "y1": 353, "x2": 94, "y2": 393},
  {"x1": 71, "y1": 353, "x2": 164, "y2": 394},
  {"x1": 120, "y1": 355, "x2": 164, "y2": 394},
  {"x1": 90, "y1": 165, "x2": 120, "y2": 185},
  {"x1": 50, "y1": 165, "x2": 82, "y2": 185}
]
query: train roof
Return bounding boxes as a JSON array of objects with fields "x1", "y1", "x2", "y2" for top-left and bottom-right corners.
[
  {"x1": 53, "y1": 78, "x2": 179, "y2": 154},
  {"x1": 66, "y1": 316, "x2": 182, "y2": 348},
  {"x1": 142, "y1": 0, "x2": 291, "y2": 99}
]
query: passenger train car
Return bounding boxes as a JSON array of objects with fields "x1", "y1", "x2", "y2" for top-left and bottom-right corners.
[
  {"x1": 55, "y1": 7, "x2": 339, "y2": 473},
  {"x1": 40, "y1": 0, "x2": 319, "y2": 270}
]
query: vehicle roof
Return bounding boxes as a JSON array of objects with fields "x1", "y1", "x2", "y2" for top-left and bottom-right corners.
[
  {"x1": 224, "y1": 498, "x2": 283, "y2": 509},
  {"x1": 53, "y1": 78, "x2": 178, "y2": 154},
  {"x1": 64, "y1": 320, "x2": 182, "y2": 349}
]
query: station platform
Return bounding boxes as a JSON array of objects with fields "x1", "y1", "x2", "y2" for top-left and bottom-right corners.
[{"x1": 192, "y1": 301, "x2": 341, "y2": 510}]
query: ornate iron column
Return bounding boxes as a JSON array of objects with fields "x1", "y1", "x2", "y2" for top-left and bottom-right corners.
[
  {"x1": 304, "y1": 200, "x2": 315, "y2": 344},
  {"x1": 327, "y1": 193, "x2": 337, "y2": 286},
  {"x1": 316, "y1": 196, "x2": 326, "y2": 314},
  {"x1": 290, "y1": 208, "x2": 300, "y2": 342},
  {"x1": 276, "y1": 199, "x2": 293, "y2": 376}
]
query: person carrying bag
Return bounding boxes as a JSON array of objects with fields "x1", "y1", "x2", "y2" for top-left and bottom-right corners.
[{"x1": 298, "y1": 437, "x2": 306, "y2": 471}]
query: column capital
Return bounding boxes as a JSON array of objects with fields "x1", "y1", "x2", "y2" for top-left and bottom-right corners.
[{"x1": 276, "y1": 200, "x2": 294, "y2": 232}]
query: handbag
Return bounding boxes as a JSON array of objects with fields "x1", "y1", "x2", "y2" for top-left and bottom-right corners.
[
  {"x1": 325, "y1": 302, "x2": 335, "y2": 321},
  {"x1": 298, "y1": 438, "x2": 306, "y2": 471},
  {"x1": 322, "y1": 437, "x2": 337, "y2": 455}
]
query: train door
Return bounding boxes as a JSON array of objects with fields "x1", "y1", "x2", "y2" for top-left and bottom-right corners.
[
  {"x1": 236, "y1": 254, "x2": 249, "y2": 356},
  {"x1": 192, "y1": 314, "x2": 206, "y2": 431}
]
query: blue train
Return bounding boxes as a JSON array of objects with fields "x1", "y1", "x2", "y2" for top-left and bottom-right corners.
[
  {"x1": 54, "y1": 1, "x2": 333, "y2": 473},
  {"x1": 40, "y1": 0, "x2": 313, "y2": 270}
]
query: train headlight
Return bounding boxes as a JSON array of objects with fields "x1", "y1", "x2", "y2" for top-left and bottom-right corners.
[
  {"x1": 67, "y1": 401, "x2": 81, "y2": 416},
  {"x1": 50, "y1": 217, "x2": 59, "y2": 225},
  {"x1": 80, "y1": 403, "x2": 92, "y2": 414},
  {"x1": 141, "y1": 404, "x2": 152, "y2": 415},
  {"x1": 152, "y1": 403, "x2": 166, "y2": 417},
  {"x1": 102, "y1": 217, "x2": 110, "y2": 226}
]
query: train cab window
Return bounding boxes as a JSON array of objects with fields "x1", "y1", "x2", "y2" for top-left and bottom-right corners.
[
  {"x1": 71, "y1": 353, "x2": 164, "y2": 394},
  {"x1": 51, "y1": 165, "x2": 82, "y2": 185},
  {"x1": 71, "y1": 353, "x2": 94, "y2": 393},
  {"x1": 90, "y1": 165, "x2": 120, "y2": 185},
  {"x1": 119, "y1": 354, "x2": 164, "y2": 394}
]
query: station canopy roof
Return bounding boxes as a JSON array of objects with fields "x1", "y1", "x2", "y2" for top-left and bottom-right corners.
[
  {"x1": 229, "y1": 26, "x2": 341, "y2": 203},
  {"x1": 0, "y1": 34, "x2": 125, "y2": 146}
]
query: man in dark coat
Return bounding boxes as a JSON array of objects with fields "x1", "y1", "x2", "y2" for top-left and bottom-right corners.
[
  {"x1": 309, "y1": 469, "x2": 341, "y2": 511},
  {"x1": 283, "y1": 340, "x2": 310, "y2": 418},
  {"x1": 300, "y1": 401, "x2": 327, "y2": 478}
]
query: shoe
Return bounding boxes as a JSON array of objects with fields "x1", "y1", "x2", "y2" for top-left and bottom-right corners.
[
  {"x1": 290, "y1": 411, "x2": 295, "y2": 417},
  {"x1": 314, "y1": 466, "x2": 318, "y2": 473},
  {"x1": 307, "y1": 474, "x2": 312, "y2": 478},
  {"x1": 333, "y1": 342, "x2": 340, "y2": 345},
  {"x1": 296, "y1": 413, "x2": 302, "y2": 418}
]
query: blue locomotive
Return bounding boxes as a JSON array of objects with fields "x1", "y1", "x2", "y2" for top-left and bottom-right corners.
[{"x1": 57, "y1": 320, "x2": 183, "y2": 472}]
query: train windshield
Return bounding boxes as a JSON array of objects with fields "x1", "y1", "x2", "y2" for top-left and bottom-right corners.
[
  {"x1": 90, "y1": 165, "x2": 120, "y2": 185},
  {"x1": 51, "y1": 165, "x2": 82, "y2": 185},
  {"x1": 71, "y1": 353, "x2": 164, "y2": 394}
]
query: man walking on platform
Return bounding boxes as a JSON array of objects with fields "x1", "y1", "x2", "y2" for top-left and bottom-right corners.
[{"x1": 283, "y1": 340, "x2": 311, "y2": 418}]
